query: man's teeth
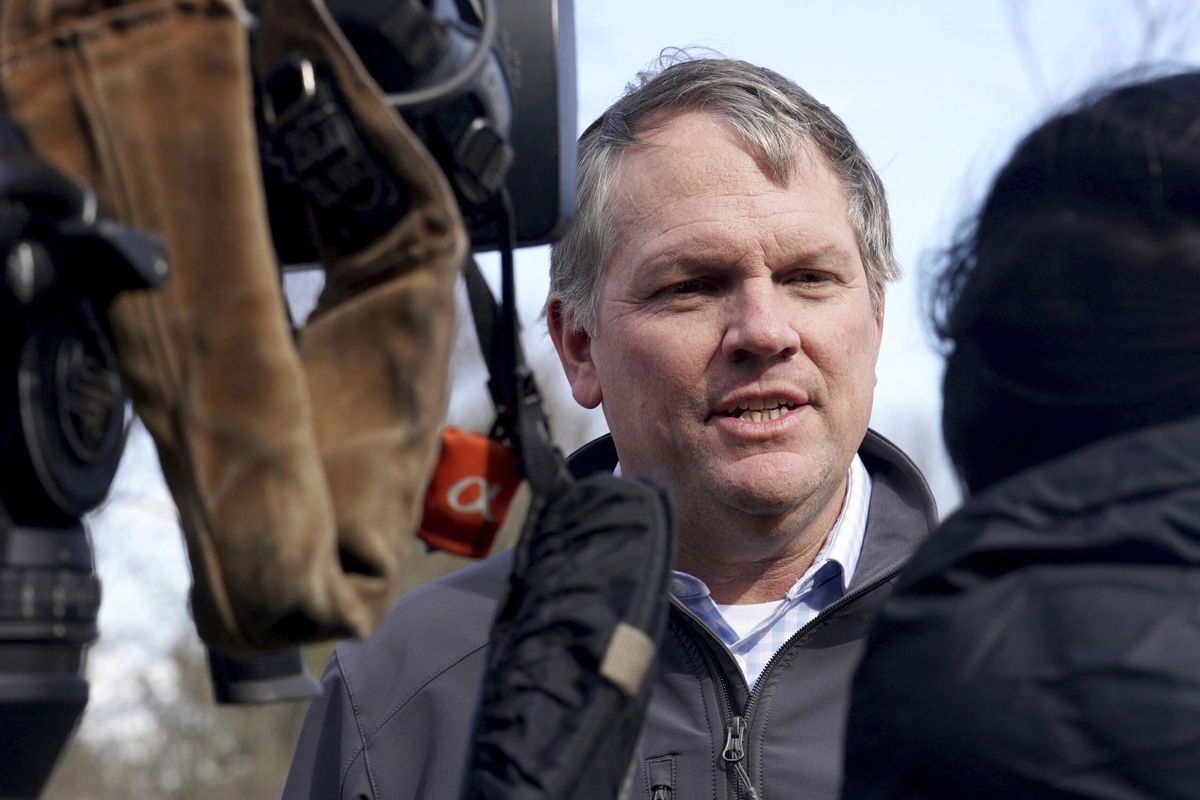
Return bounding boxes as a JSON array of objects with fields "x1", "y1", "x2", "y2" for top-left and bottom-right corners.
[
  {"x1": 740, "y1": 407, "x2": 786, "y2": 422},
  {"x1": 729, "y1": 399, "x2": 793, "y2": 422}
]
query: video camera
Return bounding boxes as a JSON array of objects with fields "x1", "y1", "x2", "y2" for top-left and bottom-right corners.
[
  {"x1": 0, "y1": 0, "x2": 575, "y2": 795},
  {"x1": 259, "y1": 0, "x2": 576, "y2": 264}
]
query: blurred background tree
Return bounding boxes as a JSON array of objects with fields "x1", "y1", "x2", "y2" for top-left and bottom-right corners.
[{"x1": 44, "y1": 638, "x2": 318, "y2": 799}]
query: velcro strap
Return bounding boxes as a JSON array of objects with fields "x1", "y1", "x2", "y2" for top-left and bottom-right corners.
[{"x1": 599, "y1": 621, "x2": 656, "y2": 697}]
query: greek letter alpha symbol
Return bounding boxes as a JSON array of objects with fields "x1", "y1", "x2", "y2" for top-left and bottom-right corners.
[{"x1": 447, "y1": 476, "x2": 503, "y2": 521}]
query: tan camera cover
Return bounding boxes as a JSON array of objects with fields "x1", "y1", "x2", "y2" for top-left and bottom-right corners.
[{"x1": 0, "y1": 0, "x2": 466, "y2": 654}]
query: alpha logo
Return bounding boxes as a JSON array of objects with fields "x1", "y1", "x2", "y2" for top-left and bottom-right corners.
[
  {"x1": 446, "y1": 476, "x2": 504, "y2": 521},
  {"x1": 419, "y1": 427, "x2": 522, "y2": 559}
]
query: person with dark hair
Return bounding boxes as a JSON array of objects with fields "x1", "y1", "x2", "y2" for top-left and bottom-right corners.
[
  {"x1": 285, "y1": 53, "x2": 939, "y2": 800},
  {"x1": 841, "y1": 70, "x2": 1200, "y2": 799}
]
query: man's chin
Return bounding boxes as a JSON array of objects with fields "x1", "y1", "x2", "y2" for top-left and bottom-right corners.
[
  {"x1": 700, "y1": 453, "x2": 839, "y2": 515},
  {"x1": 705, "y1": 473, "x2": 819, "y2": 518}
]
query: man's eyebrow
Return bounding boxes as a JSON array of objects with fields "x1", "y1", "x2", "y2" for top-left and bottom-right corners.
[
  {"x1": 638, "y1": 243, "x2": 853, "y2": 276},
  {"x1": 780, "y1": 244, "x2": 857, "y2": 272},
  {"x1": 637, "y1": 253, "x2": 728, "y2": 276},
  {"x1": 786, "y1": 244, "x2": 850, "y2": 265}
]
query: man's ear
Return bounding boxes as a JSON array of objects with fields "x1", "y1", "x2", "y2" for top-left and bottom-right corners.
[
  {"x1": 871, "y1": 286, "x2": 886, "y2": 386},
  {"x1": 546, "y1": 295, "x2": 603, "y2": 409},
  {"x1": 873, "y1": 287, "x2": 886, "y2": 343}
]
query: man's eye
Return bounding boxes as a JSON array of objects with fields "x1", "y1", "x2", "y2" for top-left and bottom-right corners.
[
  {"x1": 668, "y1": 279, "x2": 712, "y2": 294},
  {"x1": 791, "y1": 271, "x2": 831, "y2": 284}
]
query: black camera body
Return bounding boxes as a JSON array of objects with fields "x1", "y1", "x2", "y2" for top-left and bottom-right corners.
[{"x1": 262, "y1": 0, "x2": 576, "y2": 264}]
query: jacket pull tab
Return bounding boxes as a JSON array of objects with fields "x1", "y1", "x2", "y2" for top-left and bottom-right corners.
[{"x1": 722, "y1": 716, "x2": 760, "y2": 800}]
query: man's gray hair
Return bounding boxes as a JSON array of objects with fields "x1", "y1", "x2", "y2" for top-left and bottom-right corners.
[{"x1": 549, "y1": 54, "x2": 898, "y2": 332}]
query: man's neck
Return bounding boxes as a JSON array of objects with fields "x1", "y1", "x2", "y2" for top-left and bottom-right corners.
[{"x1": 674, "y1": 477, "x2": 849, "y2": 605}]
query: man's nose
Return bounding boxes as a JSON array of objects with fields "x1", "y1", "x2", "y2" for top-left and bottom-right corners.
[{"x1": 721, "y1": 282, "x2": 801, "y2": 362}]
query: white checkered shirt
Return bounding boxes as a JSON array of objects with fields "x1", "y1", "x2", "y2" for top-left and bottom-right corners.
[{"x1": 669, "y1": 455, "x2": 872, "y2": 689}]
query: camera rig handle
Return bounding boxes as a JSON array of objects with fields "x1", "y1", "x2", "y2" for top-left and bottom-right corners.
[{"x1": 0, "y1": 114, "x2": 168, "y2": 799}]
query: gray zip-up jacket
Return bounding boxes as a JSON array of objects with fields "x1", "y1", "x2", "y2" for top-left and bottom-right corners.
[{"x1": 283, "y1": 429, "x2": 937, "y2": 800}]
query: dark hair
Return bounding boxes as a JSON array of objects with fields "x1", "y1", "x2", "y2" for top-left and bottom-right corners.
[{"x1": 932, "y1": 69, "x2": 1200, "y2": 493}]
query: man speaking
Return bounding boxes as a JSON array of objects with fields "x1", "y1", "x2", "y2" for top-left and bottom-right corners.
[{"x1": 285, "y1": 54, "x2": 937, "y2": 800}]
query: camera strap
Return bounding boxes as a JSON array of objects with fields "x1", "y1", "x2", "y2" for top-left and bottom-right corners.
[
  {"x1": 468, "y1": 206, "x2": 570, "y2": 497},
  {"x1": 416, "y1": 204, "x2": 566, "y2": 558}
]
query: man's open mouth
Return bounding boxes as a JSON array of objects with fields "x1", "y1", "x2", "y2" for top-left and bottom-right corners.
[{"x1": 719, "y1": 398, "x2": 798, "y2": 423}]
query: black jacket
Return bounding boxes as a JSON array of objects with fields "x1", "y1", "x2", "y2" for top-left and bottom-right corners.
[
  {"x1": 842, "y1": 414, "x2": 1200, "y2": 799},
  {"x1": 284, "y1": 430, "x2": 936, "y2": 800}
]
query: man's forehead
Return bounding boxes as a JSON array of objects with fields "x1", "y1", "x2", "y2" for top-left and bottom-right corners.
[
  {"x1": 615, "y1": 111, "x2": 768, "y2": 187},
  {"x1": 605, "y1": 112, "x2": 846, "y2": 246},
  {"x1": 609, "y1": 110, "x2": 833, "y2": 208}
]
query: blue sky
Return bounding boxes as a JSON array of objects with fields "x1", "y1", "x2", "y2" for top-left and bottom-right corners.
[{"x1": 83, "y1": 0, "x2": 1200, "y2": 734}]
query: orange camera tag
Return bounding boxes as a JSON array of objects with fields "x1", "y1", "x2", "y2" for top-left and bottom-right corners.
[{"x1": 418, "y1": 427, "x2": 523, "y2": 558}]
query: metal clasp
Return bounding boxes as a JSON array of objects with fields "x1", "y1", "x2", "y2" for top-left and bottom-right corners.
[{"x1": 263, "y1": 54, "x2": 317, "y2": 128}]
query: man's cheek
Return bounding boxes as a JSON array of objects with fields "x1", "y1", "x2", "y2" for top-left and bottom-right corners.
[
  {"x1": 624, "y1": 337, "x2": 682, "y2": 374},
  {"x1": 836, "y1": 317, "x2": 883, "y2": 362}
]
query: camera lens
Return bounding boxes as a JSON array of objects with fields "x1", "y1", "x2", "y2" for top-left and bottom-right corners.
[{"x1": 0, "y1": 522, "x2": 99, "y2": 799}]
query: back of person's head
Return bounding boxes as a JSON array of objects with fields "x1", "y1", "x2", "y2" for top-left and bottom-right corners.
[
  {"x1": 933, "y1": 70, "x2": 1200, "y2": 494},
  {"x1": 549, "y1": 51, "x2": 897, "y2": 333}
]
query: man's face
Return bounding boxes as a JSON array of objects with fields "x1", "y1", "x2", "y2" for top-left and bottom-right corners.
[{"x1": 551, "y1": 110, "x2": 883, "y2": 535}]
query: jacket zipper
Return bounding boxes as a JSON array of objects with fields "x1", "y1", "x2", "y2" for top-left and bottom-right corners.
[
  {"x1": 671, "y1": 565, "x2": 901, "y2": 799},
  {"x1": 722, "y1": 715, "x2": 760, "y2": 800},
  {"x1": 671, "y1": 603, "x2": 748, "y2": 798}
]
